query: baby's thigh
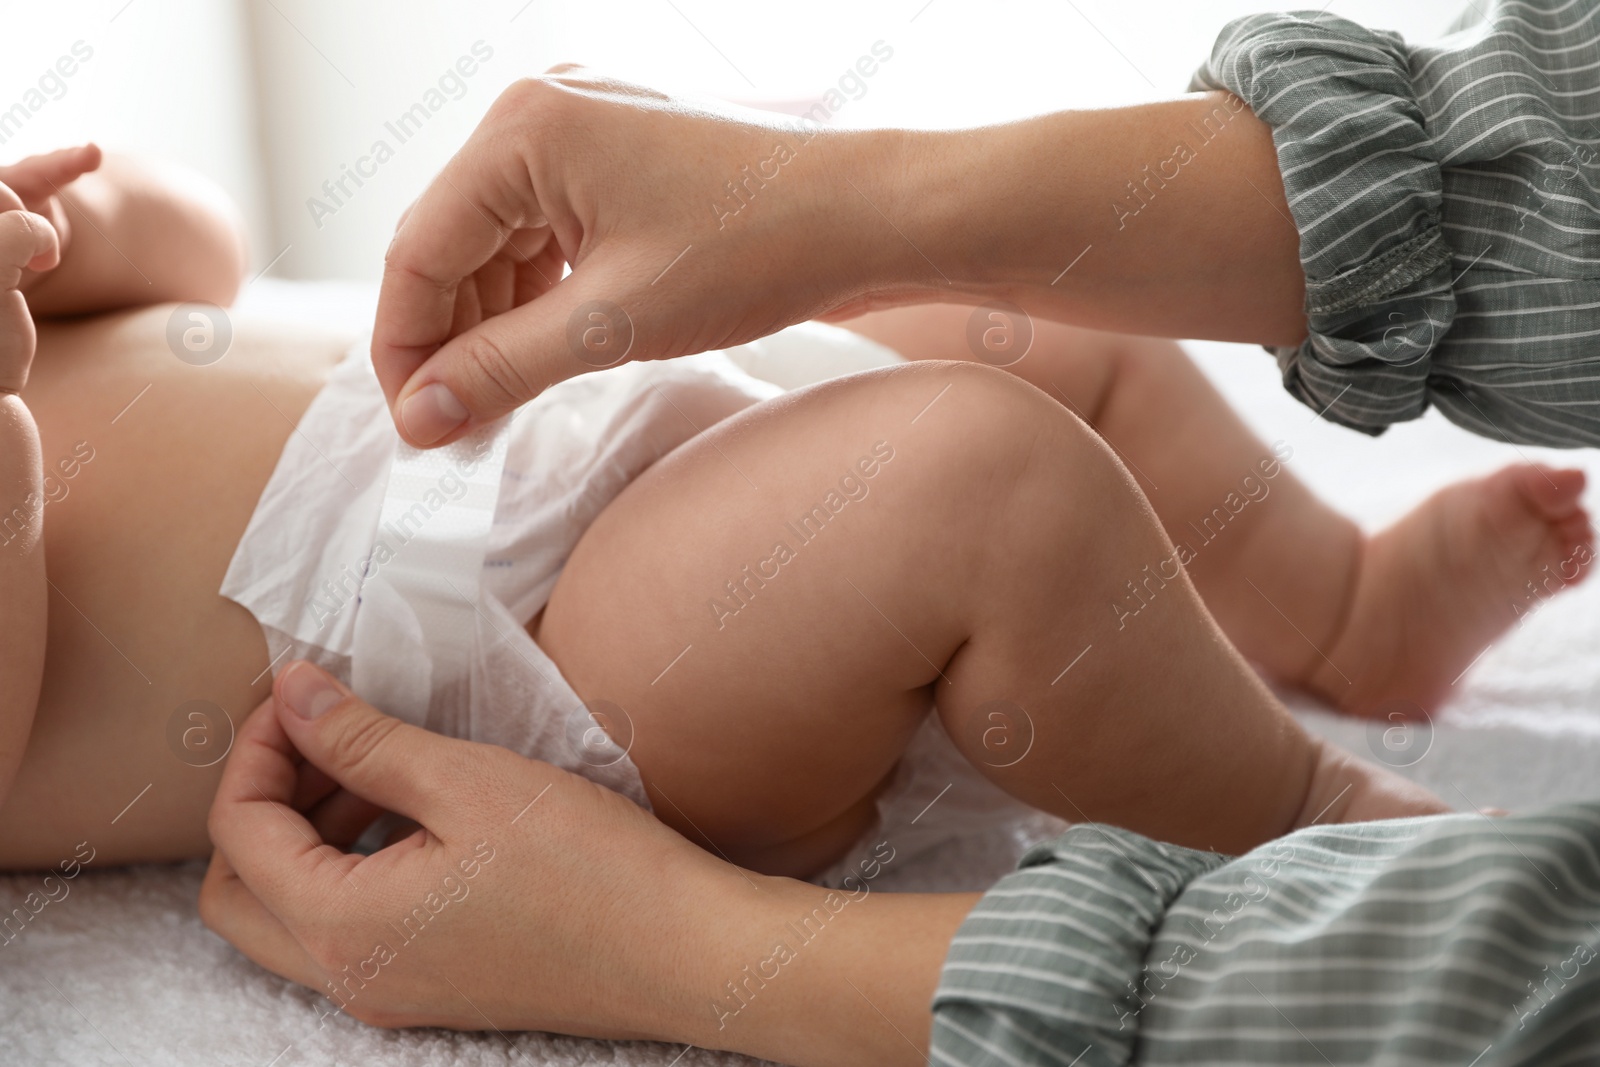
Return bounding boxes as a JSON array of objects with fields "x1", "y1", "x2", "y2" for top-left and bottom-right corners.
[{"x1": 536, "y1": 362, "x2": 1039, "y2": 877}]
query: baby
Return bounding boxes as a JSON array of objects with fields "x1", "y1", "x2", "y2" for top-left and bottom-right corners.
[{"x1": 0, "y1": 146, "x2": 1589, "y2": 878}]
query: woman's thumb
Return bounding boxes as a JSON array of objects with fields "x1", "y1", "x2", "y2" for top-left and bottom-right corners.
[
  {"x1": 273, "y1": 661, "x2": 459, "y2": 829},
  {"x1": 392, "y1": 278, "x2": 637, "y2": 447}
]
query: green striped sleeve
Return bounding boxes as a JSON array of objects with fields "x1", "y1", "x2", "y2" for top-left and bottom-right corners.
[
  {"x1": 930, "y1": 805, "x2": 1600, "y2": 1066},
  {"x1": 930, "y1": 825, "x2": 1225, "y2": 1066}
]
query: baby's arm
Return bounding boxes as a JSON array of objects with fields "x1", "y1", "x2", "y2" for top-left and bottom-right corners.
[
  {"x1": 0, "y1": 185, "x2": 55, "y2": 805},
  {"x1": 8, "y1": 145, "x2": 247, "y2": 317}
]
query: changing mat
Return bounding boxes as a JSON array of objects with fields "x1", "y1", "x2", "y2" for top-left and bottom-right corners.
[{"x1": 5, "y1": 281, "x2": 1600, "y2": 1067}]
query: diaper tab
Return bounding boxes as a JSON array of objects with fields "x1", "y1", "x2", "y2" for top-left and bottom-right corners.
[{"x1": 351, "y1": 418, "x2": 513, "y2": 735}]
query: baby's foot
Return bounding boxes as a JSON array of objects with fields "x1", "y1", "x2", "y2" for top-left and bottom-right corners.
[
  {"x1": 1293, "y1": 739, "x2": 1450, "y2": 827},
  {"x1": 1306, "y1": 464, "x2": 1593, "y2": 717}
]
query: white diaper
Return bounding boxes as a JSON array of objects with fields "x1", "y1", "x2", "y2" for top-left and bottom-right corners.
[{"x1": 222, "y1": 322, "x2": 1057, "y2": 887}]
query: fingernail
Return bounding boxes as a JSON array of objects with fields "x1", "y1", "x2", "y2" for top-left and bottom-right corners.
[
  {"x1": 400, "y1": 382, "x2": 468, "y2": 446},
  {"x1": 279, "y1": 661, "x2": 345, "y2": 720}
]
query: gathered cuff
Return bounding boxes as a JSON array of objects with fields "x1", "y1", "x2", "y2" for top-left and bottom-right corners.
[
  {"x1": 1192, "y1": 12, "x2": 1457, "y2": 435},
  {"x1": 930, "y1": 825, "x2": 1225, "y2": 1067}
]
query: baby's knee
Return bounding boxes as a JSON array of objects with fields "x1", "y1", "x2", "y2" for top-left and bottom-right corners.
[{"x1": 865, "y1": 360, "x2": 1123, "y2": 501}]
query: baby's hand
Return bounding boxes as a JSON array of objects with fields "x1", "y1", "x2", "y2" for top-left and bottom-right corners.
[
  {"x1": 0, "y1": 179, "x2": 62, "y2": 394},
  {"x1": 0, "y1": 144, "x2": 100, "y2": 295}
]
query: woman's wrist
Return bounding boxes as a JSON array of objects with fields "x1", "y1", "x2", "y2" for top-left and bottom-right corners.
[
  {"x1": 821, "y1": 119, "x2": 1094, "y2": 303},
  {"x1": 825, "y1": 126, "x2": 963, "y2": 308},
  {"x1": 655, "y1": 854, "x2": 980, "y2": 1067}
]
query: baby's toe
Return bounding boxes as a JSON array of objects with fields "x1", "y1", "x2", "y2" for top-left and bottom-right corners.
[
  {"x1": 1512, "y1": 464, "x2": 1587, "y2": 520},
  {"x1": 1554, "y1": 512, "x2": 1595, "y2": 566}
]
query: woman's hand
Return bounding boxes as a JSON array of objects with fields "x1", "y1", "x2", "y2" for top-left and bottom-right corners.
[
  {"x1": 371, "y1": 67, "x2": 933, "y2": 448},
  {"x1": 200, "y1": 661, "x2": 974, "y2": 1065},
  {"x1": 372, "y1": 74, "x2": 1308, "y2": 449},
  {"x1": 200, "y1": 661, "x2": 749, "y2": 1038}
]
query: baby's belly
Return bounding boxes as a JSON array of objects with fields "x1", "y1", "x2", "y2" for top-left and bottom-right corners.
[{"x1": 0, "y1": 305, "x2": 353, "y2": 867}]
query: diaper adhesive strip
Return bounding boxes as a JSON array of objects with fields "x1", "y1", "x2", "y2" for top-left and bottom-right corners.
[{"x1": 350, "y1": 417, "x2": 513, "y2": 736}]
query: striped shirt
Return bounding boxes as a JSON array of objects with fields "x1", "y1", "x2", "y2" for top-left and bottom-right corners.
[
  {"x1": 1190, "y1": 1, "x2": 1600, "y2": 446},
  {"x1": 930, "y1": 805, "x2": 1600, "y2": 1065}
]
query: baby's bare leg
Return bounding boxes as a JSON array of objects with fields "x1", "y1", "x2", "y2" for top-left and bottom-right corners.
[
  {"x1": 845, "y1": 306, "x2": 1593, "y2": 717},
  {"x1": 537, "y1": 361, "x2": 1444, "y2": 877},
  {"x1": 844, "y1": 305, "x2": 1357, "y2": 687}
]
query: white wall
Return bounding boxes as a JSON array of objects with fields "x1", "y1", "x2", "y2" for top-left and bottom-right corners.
[
  {"x1": 0, "y1": 0, "x2": 269, "y2": 262},
  {"x1": 245, "y1": 1, "x2": 521, "y2": 280},
  {"x1": 0, "y1": 0, "x2": 1473, "y2": 281}
]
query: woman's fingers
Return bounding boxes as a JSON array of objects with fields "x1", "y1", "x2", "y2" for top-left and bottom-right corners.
[
  {"x1": 513, "y1": 232, "x2": 564, "y2": 306},
  {"x1": 203, "y1": 656, "x2": 764, "y2": 1038},
  {"x1": 371, "y1": 80, "x2": 595, "y2": 448},
  {"x1": 389, "y1": 267, "x2": 615, "y2": 447},
  {"x1": 269, "y1": 662, "x2": 483, "y2": 831},
  {"x1": 370, "y1": 90, "x2": 552, "y2": 410},
  {"x1": 209, "y1": 662, "x2": 473, "y2": 924},
  {"x1": 198, "y1": 849, "x2": 330, "y2": 993},
  {"x1": 305, "y1": 786, "x2": 386, "y2": 849},
  {"x1": 206, "y1": 667, "x2": 488, "y2": 1004},
  {"x1": 369, "y1": 69, "x2": 877, "y2": 449},
  {"x1": 206, "y1": 687, "x2": 368, "y2": 919}
]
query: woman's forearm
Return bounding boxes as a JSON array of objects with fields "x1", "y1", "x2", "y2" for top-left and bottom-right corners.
[
  {"x1": 855, "y1": 93, "x2": 1307, "y2": 345},
  {"x1": 198, "y1": 668, "x2": 983, "y2": 1063}
]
